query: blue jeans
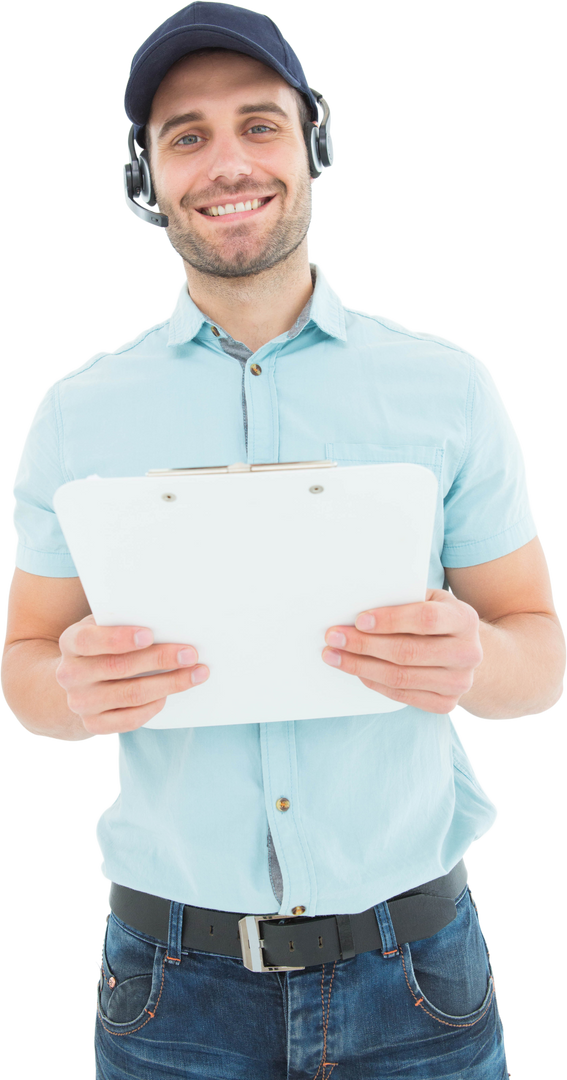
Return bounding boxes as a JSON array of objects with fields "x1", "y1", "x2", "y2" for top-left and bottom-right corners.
[{"x1": 95, "y1": 884, "x2": 508, "y2": 1078}]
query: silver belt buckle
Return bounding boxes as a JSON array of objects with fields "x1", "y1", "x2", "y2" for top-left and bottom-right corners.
[{"x1": 238, "y1": 914, "x2": 306, "y2": 973}]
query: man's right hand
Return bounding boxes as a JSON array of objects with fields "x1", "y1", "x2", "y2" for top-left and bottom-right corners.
[{"x1": 55, "y1": 614, "x2": 209, "y2": 735}]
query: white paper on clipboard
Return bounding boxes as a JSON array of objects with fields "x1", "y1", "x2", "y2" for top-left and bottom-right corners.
[{"x1": 53, "y1": 461, "x2": 438, "y2": 729}]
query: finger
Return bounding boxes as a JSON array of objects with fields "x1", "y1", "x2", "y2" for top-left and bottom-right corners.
[
  {"x1": 81, "y1": 698, "x2": 168, "y2": 736},
  {"x1": 60, "y1": 617, "x2": 157, "y2": 658},
  {"x1": 357, "y1": 676, "x2": 460, "y2": 715},
  {"x1": 328, "y1": 648, "x2": 470, "y2": 699},
  {"x1": 67, "y1": 664, "x2": 209, "y2": 718},
  {"x1": 354, "y1": 593, "x2": 478, "y2": 637},
  {"x1": 81, "y1": 639, "x2": 199, "y2": 682},
  {"x1": 339, "y1": 630, "x2": 479, "y2": 669},
  {"x1": 56, "y1": 639, "x2": 200, "y2": 699}
]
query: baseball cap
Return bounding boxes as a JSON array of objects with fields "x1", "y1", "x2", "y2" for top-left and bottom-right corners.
[{"x1": 125, "y1": 2, "x2": 319, "y2": 146}]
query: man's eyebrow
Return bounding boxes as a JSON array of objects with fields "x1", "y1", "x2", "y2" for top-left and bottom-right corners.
[{"x1": 157, "y1": 101, "x2": 290, "y2": 140}]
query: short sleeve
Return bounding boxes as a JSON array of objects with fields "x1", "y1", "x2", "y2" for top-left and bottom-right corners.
[
  {"x1": 442, "y1": 357, "x2": 537, "y2": 567},
  {"x1": 13, "y1": 384, "x2": 78, "y2": 577}
]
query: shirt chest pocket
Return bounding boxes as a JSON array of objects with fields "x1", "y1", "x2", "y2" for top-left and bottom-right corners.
[{"x1": 325, "y1": 443, "x2": 446, "y2": 585}]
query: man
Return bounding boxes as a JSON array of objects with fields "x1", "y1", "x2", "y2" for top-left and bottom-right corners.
[{"x1": 2, "y1": 3, "x2": 564, "y2": 1078}]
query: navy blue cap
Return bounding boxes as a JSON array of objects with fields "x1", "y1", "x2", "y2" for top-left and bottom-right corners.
[{"x1": 125, "y1": 2, "x2": 319, "y2": 146}]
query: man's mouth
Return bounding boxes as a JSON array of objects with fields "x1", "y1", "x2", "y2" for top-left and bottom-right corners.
[{"x1": 196, "y1": 195, "x2": 276, "y2": 218}]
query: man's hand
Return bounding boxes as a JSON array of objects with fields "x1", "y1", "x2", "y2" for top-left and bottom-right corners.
[
  {"x1": 322, "y1": 589, "x2": 483, "y2": 714},
  {"x1": 55, "y1": 615, "x2": 209, "y2": 735}
]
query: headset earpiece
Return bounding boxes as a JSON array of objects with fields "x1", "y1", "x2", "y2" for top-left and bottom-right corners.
[
  {"x1": 119, "y1": 124, "x2": 168, "y2": 227},
  {"x1": 305, "y1": 90, "x2": 334, "y2": 180}
]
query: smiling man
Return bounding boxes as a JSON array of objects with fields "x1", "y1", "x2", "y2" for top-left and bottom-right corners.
[
  {"x1": 146, "y1": 45, "x2": 316, "y2": 351},
  {"x1": 2, "y1": 3, "x2": 565, "y2": 1079}
]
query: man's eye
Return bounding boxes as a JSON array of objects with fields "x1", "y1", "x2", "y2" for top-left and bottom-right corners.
[
  {"x1": 177, "y1": 124, "x2": 274, "y2": 145},
  {"x1": 176, "y1": 134, "x2": 201, "y2": 146}
]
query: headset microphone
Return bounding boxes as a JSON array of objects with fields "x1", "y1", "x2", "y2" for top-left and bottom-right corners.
[{"x1": 123, "y1": 89, "x2": 332, "y2": 226}]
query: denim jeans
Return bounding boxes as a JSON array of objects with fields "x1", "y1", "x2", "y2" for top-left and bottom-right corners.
[{"x1": 95, "y1": 884, "x2": 508, "y2": 1079}]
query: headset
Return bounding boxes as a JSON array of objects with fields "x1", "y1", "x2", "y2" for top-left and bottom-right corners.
[{"x1": 124, "y1": 88, "x2": 333, "y2": 227}]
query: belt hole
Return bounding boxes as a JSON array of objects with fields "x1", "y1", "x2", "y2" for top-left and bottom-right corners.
[
  {"x1": 209, "y1": 925, "x2": 214, "y2": 935},
  {"x1": 289, "y1": 940, "x2": 295, "y2": 951},
  {"x1": 318, "y1": 936, "x2": 323, "y2": 948}
]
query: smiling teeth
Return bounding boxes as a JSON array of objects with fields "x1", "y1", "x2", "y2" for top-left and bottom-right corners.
[{"x1": 202, "y1": 197, "x2": 266, "y2": 216}]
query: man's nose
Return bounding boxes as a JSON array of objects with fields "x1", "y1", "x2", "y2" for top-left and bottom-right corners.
[{"x1": 206, "y1": 132, "x2": 254, "y2": 184}]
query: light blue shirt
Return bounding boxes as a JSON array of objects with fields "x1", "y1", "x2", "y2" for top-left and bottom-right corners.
[{"x1": 13, "y1": 265, "x2": 536, "y2": 916}]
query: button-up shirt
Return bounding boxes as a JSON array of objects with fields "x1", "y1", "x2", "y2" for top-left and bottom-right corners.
[{"x1": 13, "y1": 264, "x2": 536, "y2": 916}]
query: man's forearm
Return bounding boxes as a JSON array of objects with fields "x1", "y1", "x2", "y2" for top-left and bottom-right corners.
[
  {"x1": 1, "y1": 639, "x2": 93, "y2": 740},
  {"x1": 459, "y1": 612, "x2": 565, "y2": 718}
]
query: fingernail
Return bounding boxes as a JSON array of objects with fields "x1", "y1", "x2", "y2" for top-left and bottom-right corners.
[
  {"x1": 326, "y1": 631, "x2": 346, "y2": 648},
  {"x1": 134, "y1": 629, "x2": 153, "y2": 647},
  {"x1": 323, "y1": 649, "x2": 342, "y2": 667},
  {"x1": 191, "y1": 666, "x2": 209, "y2": 685},
  {"x1": 177, "y1": 647, "x2": 198, "y2": 665},
  {"x1": 356, "y1": 613, "x2": 375, "y2": 630}
]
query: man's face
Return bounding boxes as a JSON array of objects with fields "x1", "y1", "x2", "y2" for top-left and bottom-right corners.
[{"x1": 147, "y1": 51, "x2": 313, "y2": 278}]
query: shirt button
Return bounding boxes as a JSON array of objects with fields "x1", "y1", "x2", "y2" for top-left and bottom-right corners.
[
  {"x1": 292, "y1": 906, "x2": 306, "y2": 915},
  {"x1": 211, "y1": 326, "x2": 220, "y2": 337},
  {"x1": 276, "y1": 797, "x2": 290, "y2": 812},
  {"x1": 250, "y1": 363, "x2": 262, "y2": 375}
]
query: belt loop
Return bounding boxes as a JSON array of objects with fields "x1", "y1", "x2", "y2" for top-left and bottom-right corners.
[
  {"x1": 373, "y1": 900, "x2": 399, "y2": 958},
  {"x1": 166, "y1": 901, "x2": 184, "y2": 965},
  {"x1": 335, "y1": 913, "x2": 356, "y2": 960}
]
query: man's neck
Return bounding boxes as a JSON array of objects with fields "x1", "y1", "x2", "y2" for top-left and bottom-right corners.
[{"x1": 183, "y1": 242, "x2": 314, "y2": 354}]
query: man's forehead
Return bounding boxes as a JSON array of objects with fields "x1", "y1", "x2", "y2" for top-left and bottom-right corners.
[
  {"x1": 152, "y1": 51, "x2": 288, "y2": 109},
  {"x1": 147, "y1": 58, "x2": 295, "y2": 143}
]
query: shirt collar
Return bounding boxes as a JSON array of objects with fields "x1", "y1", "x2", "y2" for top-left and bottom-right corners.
[{"x1": 166, "y1": 254, "x2": 347, "y2": 347}]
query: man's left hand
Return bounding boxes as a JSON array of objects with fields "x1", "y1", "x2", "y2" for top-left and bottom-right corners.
[{"x1": 322, "y1": 589, "x2": 483, "y2": 714}]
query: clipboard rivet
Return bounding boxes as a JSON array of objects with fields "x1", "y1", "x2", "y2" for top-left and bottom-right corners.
[
  {"x1": 162, "y1": 493, "x2": 177, "y2": 501},
  {"x1": 309, "y1": 485, "x2": 324, "y2": 494}
]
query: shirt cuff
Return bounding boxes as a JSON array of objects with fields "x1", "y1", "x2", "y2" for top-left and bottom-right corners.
[
  {"x1": 441, "y1": 513, "x2": 537, "y2": 568},
  {"x1": 16, "y1": 543, "x2": 79, "y2": 578}
]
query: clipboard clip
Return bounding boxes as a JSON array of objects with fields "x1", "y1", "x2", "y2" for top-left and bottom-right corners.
[{"x1": 146, "y1": 460, "x2": 337, "y2": 477}]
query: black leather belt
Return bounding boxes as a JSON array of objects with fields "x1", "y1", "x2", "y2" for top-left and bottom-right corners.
[{"x1": 109, "y1": 859, "x2": 467, "y2": 972}]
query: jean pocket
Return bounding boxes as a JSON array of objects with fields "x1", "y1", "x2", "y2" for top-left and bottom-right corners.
[
  {"x1": 97, "y1": 913, "x2": 167, "y2": 1035},
  {"x1": 401, "y1": 886, "x2": 495, "y2": 1025}
]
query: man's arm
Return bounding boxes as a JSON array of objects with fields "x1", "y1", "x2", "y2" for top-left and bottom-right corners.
[
  {"x1": 2, "y1": 572, "x2": 95, "y2": 739},
  {"x1": 445, "y1": 537, "x2": 565, "y2": 718},
  {"x1": 2, "y1": 568, "x2": 208, "y2": 740},
  {"x1": 322, "y1": 537, "x2": 565, "y2": 719}
]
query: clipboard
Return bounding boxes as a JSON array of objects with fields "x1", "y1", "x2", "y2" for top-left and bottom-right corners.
[{"x1": 52, "y1": 460, "x2": 438, "y2": 729}]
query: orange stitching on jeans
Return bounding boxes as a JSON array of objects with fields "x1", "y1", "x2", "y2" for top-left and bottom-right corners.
[
  {"x1": 165, "y1": 955, "x2": 180, "y2": 962},
  {"x1": 399, "y1": 946, "x2": 495, "y2": 1028},
  {"x1": 97, "y1": 952, "x2": 167, "y2": 1037},
  {"x1": 382, "y1": 948, "x2": 398, "y2": 956},
  {"x1": 312, "y1": 962, "x2": 338, "y2": 1080}
]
